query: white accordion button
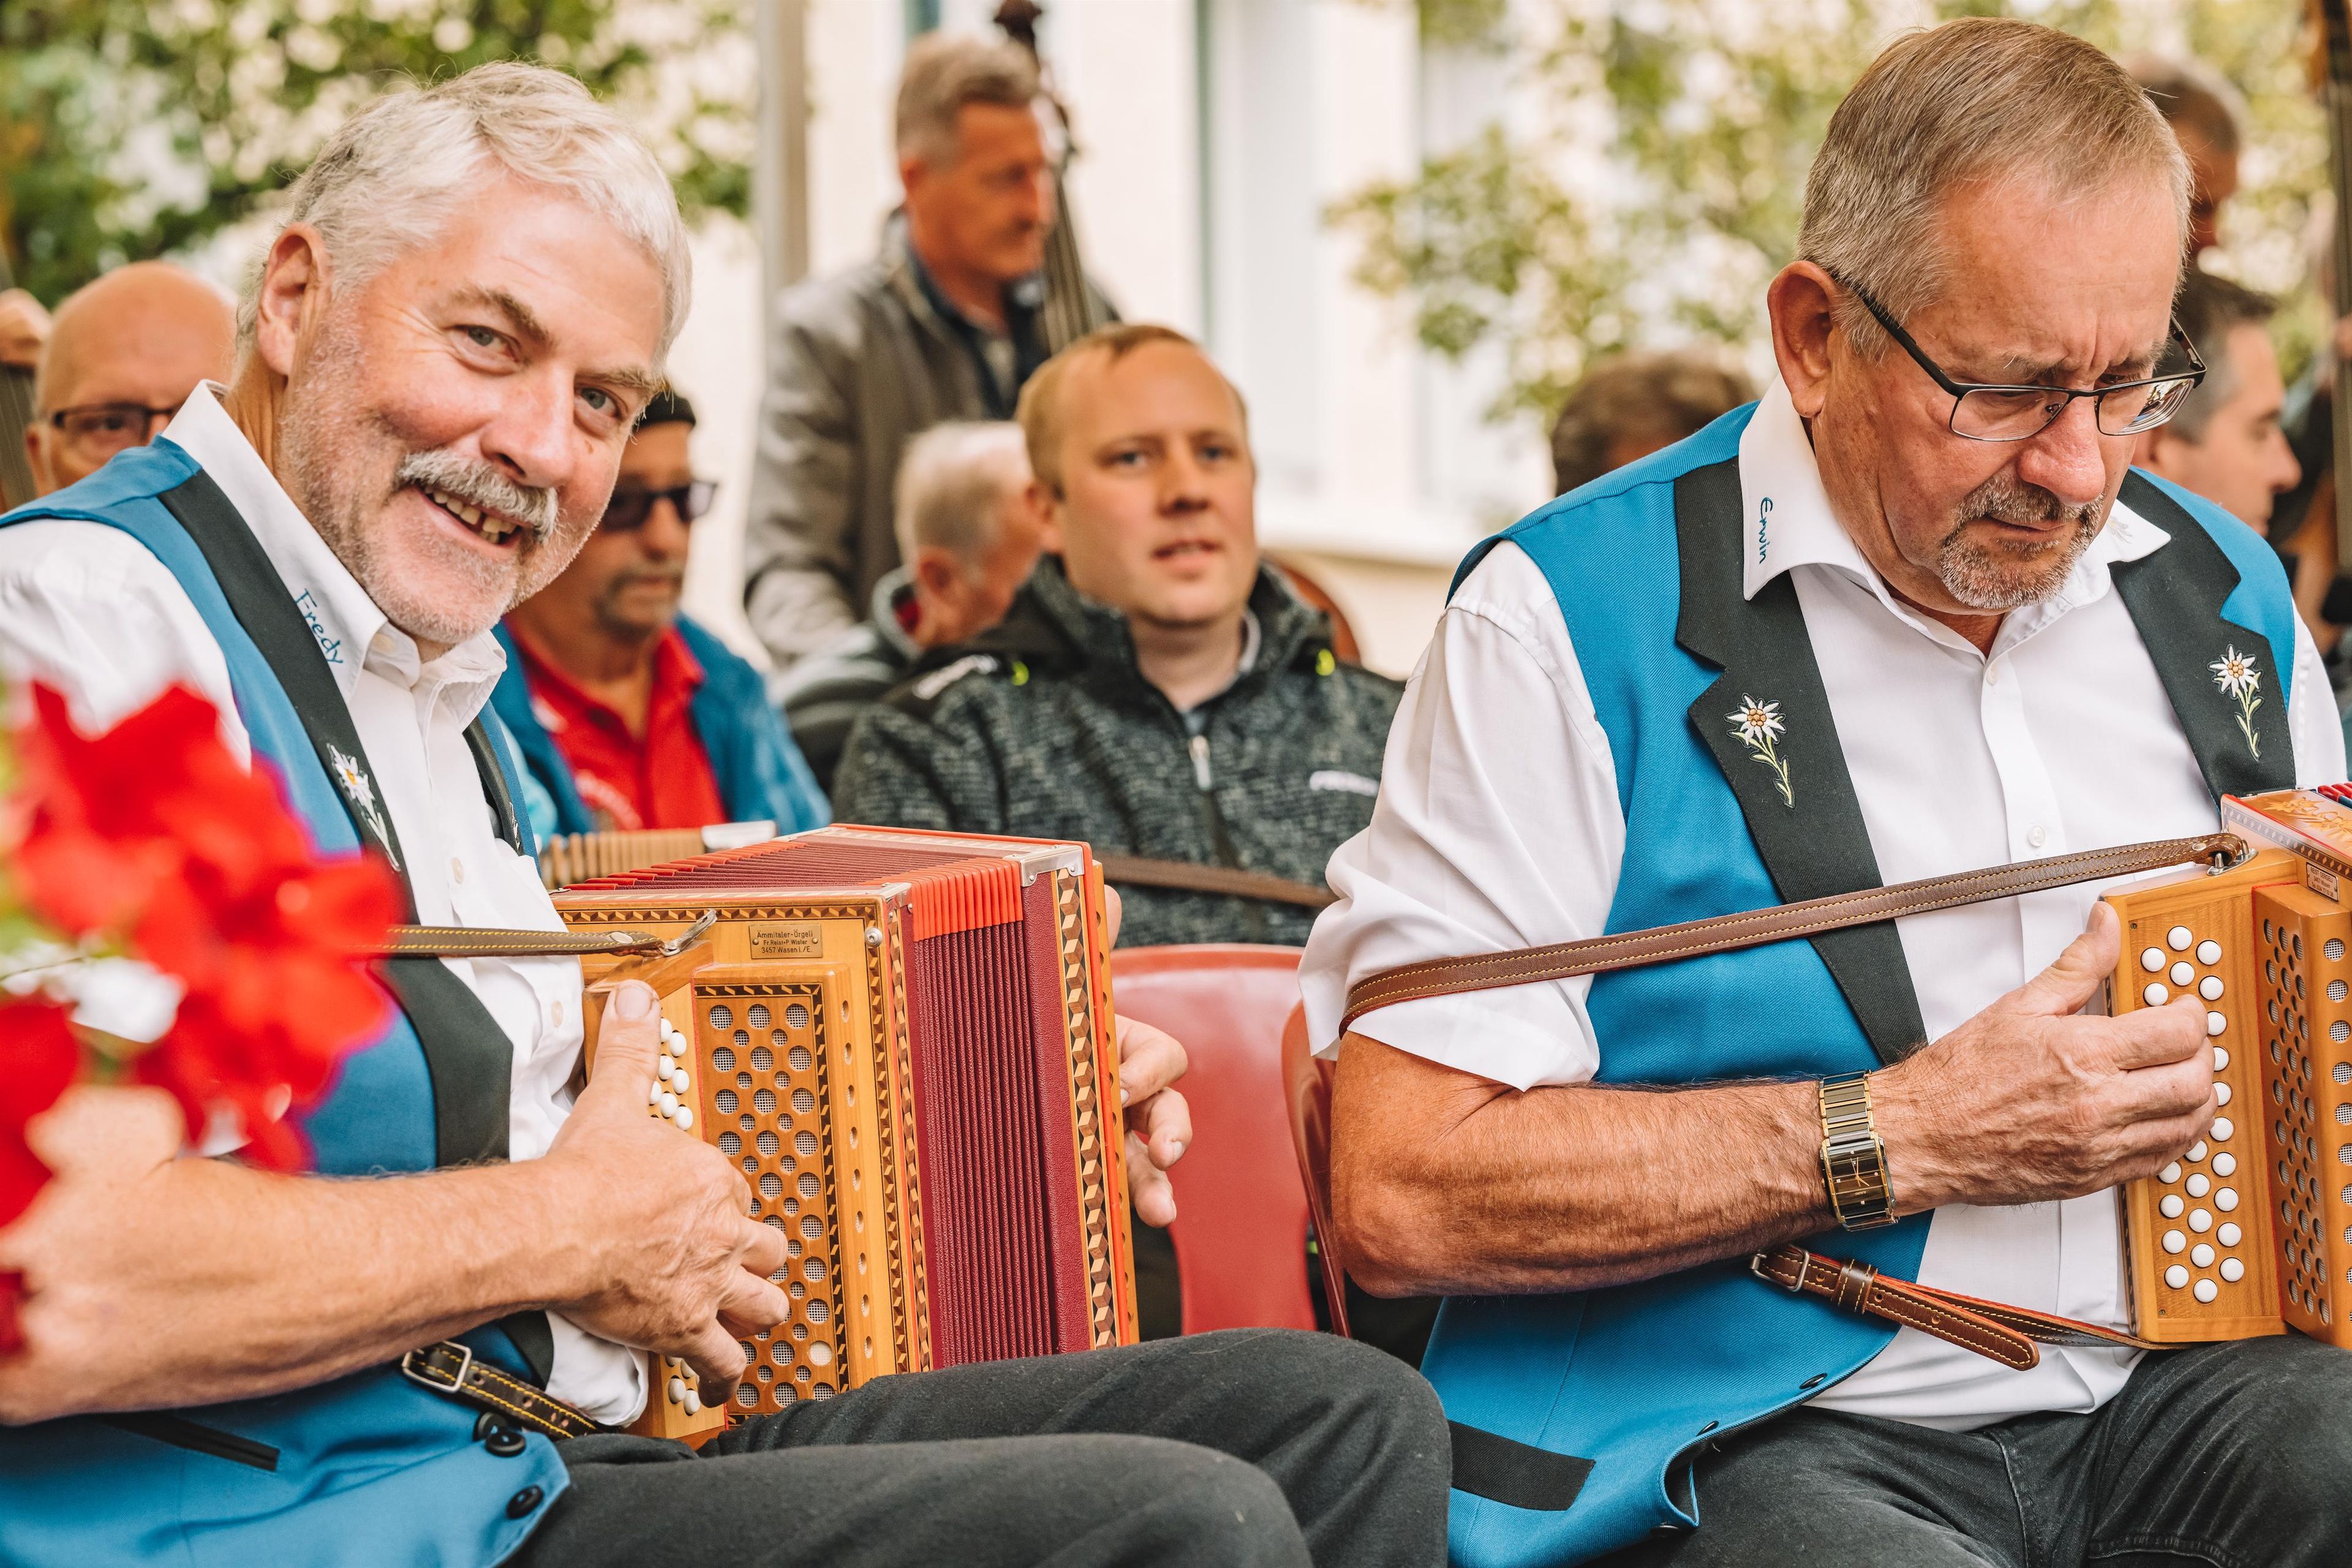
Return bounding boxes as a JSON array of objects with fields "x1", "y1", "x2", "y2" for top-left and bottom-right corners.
[
  {"x1": 2199, "y1": 976, "x2": 2223, "y2": 1001},
  {"x1": 2212, "y1": 1117, "x2": 2234, "y2": 1141},
  {"x1": 2197, "y1": 940, "x2": 2222, "y2": 965},
  {"x1": 658, "y1": 1052, "x2": 676, "y2": 1076},
  {"x1": 2220, "y1": 1257, "x2": 2245, "y2": 1283},
  {"x1": 2144, "y1": 983, "x2": 2169, "y2": 1006},
  {"x1": 2171, "y1": 962, "x2": 2194, "y2": 987},
  {"x1": 2215, "y1": 1082, "x2": 2233, "y2": 1107},
  {"x1": 2193, "y1": 1278, "x2": 2219, "y2": 1303},
  {"x1": 2160, "y1": 1194, "x2": 2185, "y2": 1218},
  {"x1": 684, "y1": 1391, "x2": 701, "y2": 1416},
  {"x1": 2188, "y1": 1208, "x2": 2213, "y2": 1233},
  {"x1": 2219, "y1": 1222, "x2": 2243, "y2": 1246},
  {"x1": 2165, "y1": 1264, "x2": 2190, "y2": 1289},
  {"x1": 676, "y1": 1106, "x2": 694, "y2": 1131},
  {"x1": 2206, "y1": 1011, "x2": 2227, "y2": 1038},
  {"x1": 2163, "y1": 1229, "x2": 2187, "y2": 1253},
  {"x1": 669, "y1": 1376, "x2": 687, "y2": 1404},
  {"x1": 2186, "y1": 1174, "x2": 2211, "y2": 1198},
  {"x1": 2215, "y1": 1186, "x2": 2238, "y2": 1212},
  {"x1": 647, "y1": 1080, "x2": 662, "y2": 1107},
  {"x1": 670, "y1": 1065, "x2": 691, "y2": 1093},
  {"x1": 2142, "y1": 948, "x2": 2166, "y2": 973},
  {"x1": 2213, "y1": 1152, "x2": 2237, "y2": 1177},
  {"x1": 2168, "y1": 926, "x2": 2193, "y2": 951},
  {"x1": 2185, "y1": 1140, "x2": 2207, "y2": 1163},
  {"x1": 659, "y1": 1091, "x2": 679, "y2": 1118},
  {"x1": 2192, "y1": 1243, "x2": 2215, "y2": 1267},
  {"x1": 2160, "y1": 1162, "x2": 2182, "y2": 1184}
]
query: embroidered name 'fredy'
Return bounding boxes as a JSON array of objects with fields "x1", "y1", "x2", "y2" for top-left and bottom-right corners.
[{"x1": 295, "y1": 590, "x2": 344, "y2": 665}]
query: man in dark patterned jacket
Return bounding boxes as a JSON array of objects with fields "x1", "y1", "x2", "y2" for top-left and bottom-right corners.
[{"x1": 834, "y1": 323, "x2": 1401, "y2": 954}]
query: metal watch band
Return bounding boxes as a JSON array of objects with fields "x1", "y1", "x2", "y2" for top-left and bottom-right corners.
[{"x1": 1819, "y1": 1071, "x2": 1896, "y2": 1231}]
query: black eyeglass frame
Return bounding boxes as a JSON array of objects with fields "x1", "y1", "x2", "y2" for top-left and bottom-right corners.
[
  {"x1": 598, "y1": 480, "x2": 717, "y2": 533},
  {"x1": 45, "y1": 401, "x2": 181, "y2": 451},
  {"x1": 1828, "y1": 274, "x2": 2206, "y2": 443}
]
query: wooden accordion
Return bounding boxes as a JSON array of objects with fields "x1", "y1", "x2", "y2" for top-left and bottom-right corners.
[
  {"x1": 2101, "y1": 786, "x2": 2352, "y2": 1347},
  {"x1": 558, "y1": 825, "x2": 1139, "y2": 1439}
]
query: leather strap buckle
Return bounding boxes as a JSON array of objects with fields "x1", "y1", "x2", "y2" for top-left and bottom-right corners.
[
  {"x1": 1752, "y1": 1250, "x2": 1805, "y2": 1294},
  {"x1": 398, "y1": 1340, "x2": 603, "y2": 1442},
  {"x1": 401, "y1": 1341, "x2": 473, "y2": 1395}
]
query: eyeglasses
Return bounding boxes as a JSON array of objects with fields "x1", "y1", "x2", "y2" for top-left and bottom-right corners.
[
  {"x1": 600, "y1": 480, "x2": 716, "y2": 532},
  {"x1": 1829, "y1": 274, "x2": 2206, "y2": 442},
  {"x1": 47, "y1": 401, "x2": 181, "y2": 461}
]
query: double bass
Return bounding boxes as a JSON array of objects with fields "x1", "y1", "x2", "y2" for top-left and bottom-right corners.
[
  {"x1": 993, "y1": 0, "x2": 1111, "y2": 353},
  {"x1": 2293, "y1": 0, "x2": 2352, "y2": 635}
]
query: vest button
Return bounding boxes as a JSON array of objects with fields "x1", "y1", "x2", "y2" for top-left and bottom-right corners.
[{"x1": 507, "y1": 1485, "x2": 545, "y2": 1519}]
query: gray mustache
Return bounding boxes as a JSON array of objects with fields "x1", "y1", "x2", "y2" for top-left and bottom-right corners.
[
  {"x1": 395, "y1": 448, "x2": 560, "y2": 539},
  {"x1": 1959, "y1": 474, "x2": 2100, "y2": 530}
]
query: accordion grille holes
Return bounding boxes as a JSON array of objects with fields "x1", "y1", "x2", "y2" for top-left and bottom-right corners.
[{"x1": 703, "y1": 979, "x2": 845, "y2": 1411}]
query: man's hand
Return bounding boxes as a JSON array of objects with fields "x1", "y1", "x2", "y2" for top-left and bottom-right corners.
[
  {"x1": 0, "y1": 289, "x2": 48, "y2": 371},
  {"x1": 1874, "y1": 902, "x2": 2215, "y2": 1215},
  {"x1": 1100, "y1": 886, "x2": 1191, "y2": 1226},
  {"x1": 541, "y1": 981, "x2": 789, "y2": 1396}
]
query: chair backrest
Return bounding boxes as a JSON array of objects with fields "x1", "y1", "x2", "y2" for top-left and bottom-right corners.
[
  {"x1": 1280, "y1": 1001, "x2": 1351, "y2": 1337},
  {"x1": 1107, "y1": 944, "x2": 1316, "y2": 1333}
]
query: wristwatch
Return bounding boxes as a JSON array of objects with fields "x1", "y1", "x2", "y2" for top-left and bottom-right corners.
[{"x1": 1818, "y1": 1071, "x2": 1896, "y2": 1230}]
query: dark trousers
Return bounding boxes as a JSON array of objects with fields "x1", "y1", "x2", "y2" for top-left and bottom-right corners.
[
  {"x1": 1600, "y1": 1334, "x2": 2352, "y2": 1567},
  {"x1": 514, "y1": 1328, "x2": 1450, "y2": 1568}
]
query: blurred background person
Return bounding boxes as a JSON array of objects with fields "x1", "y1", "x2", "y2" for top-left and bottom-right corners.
[
  {"x1": 0, "y1": 288, "x2": 46, "y2": 372},
  {"x1": 776, "y1": 419, "x2": 1043, "y2": 796},
  {"x1": 24, "y1": 262, "x2": 235, "y2": 496},
  {"x1": 2129, "y1": 54, "x2": 2241, "y2": 258},
  {"x1": 743, "y1": 31, "x2": 1112, "y2": 674},
  {"x1": 2134, "y1": 270, "x2": 2301, "y2": 535},
  {"x1": 495, "y1": 388, "x2": 829, "y2": 837},
  {"x1": 1548, "y1": 349, "x2": 1756, "y2": 496}
]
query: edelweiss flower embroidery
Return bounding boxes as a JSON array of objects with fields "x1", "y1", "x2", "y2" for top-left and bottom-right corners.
[
  {"x1": 2209, "y1": 647, "x2": 2263, "y2": 761},
  {"x1": 1727, "y1": 696, "x2": 1793, "y2": 807},
  {"x1": 327, "y1": 746, "x2": 399, "y2": 869}
]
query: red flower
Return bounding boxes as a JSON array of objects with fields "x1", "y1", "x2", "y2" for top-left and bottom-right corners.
[
  {"x1": 0, "y1": 1000, "x2": 80, "y2": 1356},
  {"x1": 13, "y1": 685, "x2": 400, "y2": 1170}
]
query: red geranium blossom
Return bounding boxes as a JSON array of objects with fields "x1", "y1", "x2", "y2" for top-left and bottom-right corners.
[
  {"x1": 0, "y1": 1000, "x2": 79, "y2": 1354},
  {"x1": 12, "y1": 684, "x2": 400, "y2": 1170}
]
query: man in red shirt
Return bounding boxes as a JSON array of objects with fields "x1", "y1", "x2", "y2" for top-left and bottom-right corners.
[{"x1": 494, "y1": 389, "x2": 828, "y2": 835}]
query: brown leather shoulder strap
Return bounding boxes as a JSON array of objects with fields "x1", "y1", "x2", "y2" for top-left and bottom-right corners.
[
  {"x1": 1340, "y1": 833, "x2": 2245, "y2": 1034},
  {"x1": 1097, "y1": 853, "x2": 1336, "y2": 911}
]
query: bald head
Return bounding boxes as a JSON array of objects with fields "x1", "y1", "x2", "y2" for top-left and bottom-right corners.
[{"x1": 28, "y1": 262, "x2": 236, "y2": 494}]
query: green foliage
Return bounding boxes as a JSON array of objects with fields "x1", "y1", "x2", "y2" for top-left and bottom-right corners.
[
  {"x1": 1333, "y1": 0, "x2": 2327, "y2": 424},
  {"x1": 0, "y1": 0, "x2": 752, "y2": 304}
]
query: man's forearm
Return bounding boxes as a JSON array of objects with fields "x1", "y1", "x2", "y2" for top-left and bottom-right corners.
[
  {"x1": 1332, "y1": 1034, "x2": 1829, "y2": 1297},
  {"x1": 0, "y1": 1099, "x2": 596, "y2": 1424}
]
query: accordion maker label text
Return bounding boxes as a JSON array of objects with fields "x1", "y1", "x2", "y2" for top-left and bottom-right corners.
[{"x1": 750, "y1": 923, "x2": 825, "y2": 958}]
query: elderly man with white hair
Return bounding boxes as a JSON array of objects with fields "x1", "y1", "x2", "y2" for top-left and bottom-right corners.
[
  {"x1": 1307, "y1": 18, "x2": 2352, "y2": 1568},
  {"x1": 0, "y1": 63, "x2": 1448, "y2": 1568}
]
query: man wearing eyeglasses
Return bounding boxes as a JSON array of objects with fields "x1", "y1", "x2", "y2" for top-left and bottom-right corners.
[
  {"x1": 494, "y1": 388, "x2": 828, "y2": 837},
  {"x1": 24, "y1": 262, "x2": 235, "y2": 496},
  {"x1": 1304, "y1": 18, "x2": 2352, "y2": 1568}
]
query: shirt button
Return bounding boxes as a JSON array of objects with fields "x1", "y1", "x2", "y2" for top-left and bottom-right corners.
[
  {"x1": 450, "y1": 857, "x2": 466, "y2": 885},
  {"x1": 1984, "y1": 663, "x2": 2000, "y2": 687},
  {"x1": 2027, "y1": 826, "x2": 2048, "y2": 849},
  {"x1": 551, "y1": 999, "x2": 565, "y2": 1027},
  {"x1": 507, "y1": 1485, "x2": 545, "y2": 1518}
]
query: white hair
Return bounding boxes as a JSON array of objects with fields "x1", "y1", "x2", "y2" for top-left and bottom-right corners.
[
  {"x1": 240, "y1": 61, "x2": 690, "y2": 363},
  {"x1": 893, "y1": 421, "x2": 1031, "y2": 572},
  {"x1": 1800, "y1": 18, "x2": 2188, "y2": 356}
]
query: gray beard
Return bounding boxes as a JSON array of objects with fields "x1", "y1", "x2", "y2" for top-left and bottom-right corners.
[{"x1": 1930, "y1": 473, "x2": 2103, "y2": 611}]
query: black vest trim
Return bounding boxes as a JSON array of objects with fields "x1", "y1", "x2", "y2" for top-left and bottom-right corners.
[
  {"x1": 154, "y1": 472, "x2": 552, "y2": 1384},
  {"x1": 2112, "y1": 473, "x2": 2298, "y2": 801},
  {"x1": 1449, "y1": 1421, "x2": 1593, "y2": 1512},
  {"x1": 1672, "y1": 458, "x2": 1931, "y2": 1066}
]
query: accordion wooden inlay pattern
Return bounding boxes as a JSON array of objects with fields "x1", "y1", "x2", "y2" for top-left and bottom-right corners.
[
  {"x1": 563, "y1": 826, "x2": 1139, "y2": 1440},
  {"x1": 2098, "y1": 787, "x2": 2352, "y2": 1348}
]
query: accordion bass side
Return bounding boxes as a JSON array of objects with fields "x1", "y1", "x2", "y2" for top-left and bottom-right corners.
[
  {"x1": 2101, "y1": 786, "x2": 2352, "y2": 1348},
  {"x1": 561, "y1": 826, "x2": 1139, "y2": 1440}
]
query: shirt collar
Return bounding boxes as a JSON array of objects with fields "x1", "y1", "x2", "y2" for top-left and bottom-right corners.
[
  {"x1": 1735, "y1": 376, "x2": 2170, "y2": 649},
  {"x1": 160, "y1": 384, "x2": 508, "y2": 720}
]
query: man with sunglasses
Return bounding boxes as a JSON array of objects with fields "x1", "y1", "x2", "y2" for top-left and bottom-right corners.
[
  {"x1": 495, "y1": 388, "x2": 828, "y2": 837},
  {"x1": 24, "y1": 261, "x2": 235, "y2": 496},
  {"x1": 1305, "y1": 18, "x2": 2352, "y2": 1568}
]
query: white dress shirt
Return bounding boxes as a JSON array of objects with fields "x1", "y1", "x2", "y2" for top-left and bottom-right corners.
[
  {"x1": 1300, "y1": 379, "x2": 2346, "y2": 1430},
  {"x1": 0, "y1": 387, "x2": 644, "y2": 1423}
]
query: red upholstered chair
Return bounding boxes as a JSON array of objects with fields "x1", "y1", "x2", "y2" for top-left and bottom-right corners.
[
  {"x1": 1281, "y1": 1001, "x2": 1352, "y2": 1336},
  {"x1": 1106, "y1": 944, "x2": 1317, "y2": 1333}
]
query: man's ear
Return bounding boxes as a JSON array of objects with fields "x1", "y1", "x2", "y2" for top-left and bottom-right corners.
[
  {"x1": 2133, "y1": 425, "x2": 2176, "y2": 478},
  {"x1": 24, "y1": 423, "x2": 52, "y2": 497},
  {"x1": 1025, "y1": 480, "x2": 1063, "y2": 556},
  {"x1": 1768, "y1": 261, "x2": 1841, "y2": 420},
  {"x1": 251, "y1": 225, "x2": 334, "y2": 380}
]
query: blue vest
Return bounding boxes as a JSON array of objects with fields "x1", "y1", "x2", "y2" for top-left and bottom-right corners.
[
  {"x1": 0, "y1": 442, "x2": 570, "y2": 1568},
  {"x1": 1428, "y1": 406, "x2": 2301, "y2": 1567},
  {"x1": 489, "y1": 615, "x2": 831, "y2": 839}
]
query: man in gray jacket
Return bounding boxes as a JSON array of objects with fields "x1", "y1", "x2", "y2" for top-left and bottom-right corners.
[{"x1": 745, "y1": 32, "x2": 1111, "y2": 669}]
